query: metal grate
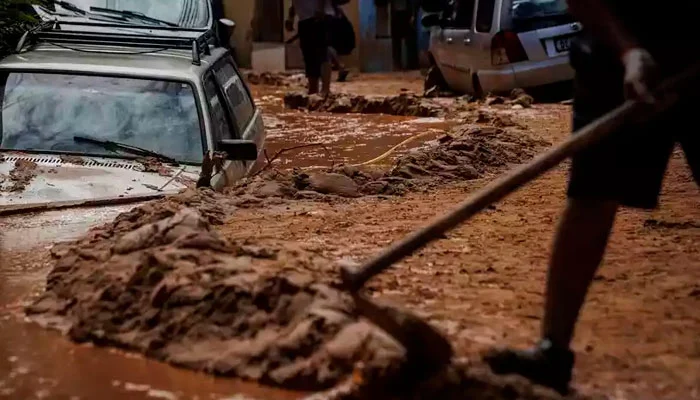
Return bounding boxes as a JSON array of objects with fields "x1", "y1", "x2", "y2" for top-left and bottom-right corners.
[{"x1": 2, "y1": 155, "x2": 137, "y2": 170}]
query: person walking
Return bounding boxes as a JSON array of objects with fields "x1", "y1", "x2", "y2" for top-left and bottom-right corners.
[
  {"x1": 286, "y1": 0, "x2": 335, "y2": 95},
  {"x1": 389, "y1": 0, "x2": 418, "y2": 70},
  {"x1": 327, "y1": 2, "x2": 355, "y2": 82},
  {"x1": 483, "y1": 0, "x2": 699, "y2": 395}
]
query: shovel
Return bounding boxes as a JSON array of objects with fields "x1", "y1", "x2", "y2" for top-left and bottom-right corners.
[{"x1": 340, "y1": 62, "x2": 700, "y2": 380}]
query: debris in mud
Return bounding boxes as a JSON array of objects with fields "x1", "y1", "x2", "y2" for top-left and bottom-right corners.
[
  {"x1": 243, "y1": 71, "x2": 306, "y2": 87},
  {"x1": 138, "y1": 157, "x2": 175, "y2": 177},
  {"x1": 284, "y1": 92, "x2": 444, "y2": 117},
  {"x1": 59, "y1": 155, "x2": 85, "y2": 165},
  {"x1": 4, "y1": 159, "x2": 38, "y2": 192},
  {"x1": 475, "y1": 111, "x2": 527, "y2": 129}
]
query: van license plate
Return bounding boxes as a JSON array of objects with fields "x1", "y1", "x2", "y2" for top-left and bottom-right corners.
[{"x1": 553, "y1": 36, "x2": 572, "y2": 53}]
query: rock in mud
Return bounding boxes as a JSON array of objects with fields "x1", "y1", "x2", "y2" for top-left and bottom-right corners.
[
  {"x1": 296, "y1": 172, "x2": 361, "y2": 198},
  {"x1": 283, "y1": 92, "x2": 444, "y2": 117}
]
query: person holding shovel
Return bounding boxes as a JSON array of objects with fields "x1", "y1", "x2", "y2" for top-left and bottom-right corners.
[{"x1": 484, "y1": 0, "x2": 699, "y2": 394}]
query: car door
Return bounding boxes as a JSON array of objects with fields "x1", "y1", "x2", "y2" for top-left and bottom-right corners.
[
  {"x1": 433, "y1": 0, "x2": 477, "y2": 93},
  {"x1": 205, "y1": 54, "x2": 266, "y2": 188}
]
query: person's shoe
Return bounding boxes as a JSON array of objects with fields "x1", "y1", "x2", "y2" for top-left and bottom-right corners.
[
  {"x1": 337, "y1": 69, "x2": 349, "y2": 82},
  {"x1": 483, "y1": 339, "x2": 574, "y2": 395}
]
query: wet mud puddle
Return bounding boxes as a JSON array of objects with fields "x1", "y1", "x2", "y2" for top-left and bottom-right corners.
[
  {"x1": 0, "y1": 87, "x2": 457, "y2": 400},
  {"x1": 254, "y1": 88, "x2": 456, "y2": 170}
]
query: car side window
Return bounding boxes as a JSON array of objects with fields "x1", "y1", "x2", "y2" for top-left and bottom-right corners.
[
  {"x1": 453, "y1": 0, "x2": 476, "y2": 28},
  {"x1": 475, "y1": 0, "x2": 496, "y2": 32},
  {"x1": 213, "y1": 57, "x2": 255, "y2": 136},
  {"x1": 203, "y1": 74, "x2": 234, "y2": 140}
]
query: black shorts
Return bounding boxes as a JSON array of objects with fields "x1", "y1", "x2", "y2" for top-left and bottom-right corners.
[
  {"x1": 298, "y1": 18, "x2": 329, "y2": 79},
  {"x1": 567, "y1": 39, "x2": 699, "y2": 209}
]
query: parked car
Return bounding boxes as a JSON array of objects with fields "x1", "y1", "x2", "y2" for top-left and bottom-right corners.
[
  {"x1": 0, "y1": 0, "x2": 264, "y2": 216},
  {"x1": 422, "y1": 0, "x2": 580, "y2": 96}
]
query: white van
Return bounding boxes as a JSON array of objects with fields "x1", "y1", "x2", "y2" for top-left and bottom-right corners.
[{"x1": 423, "y1": 0, "x2": 581, "y2": 95}]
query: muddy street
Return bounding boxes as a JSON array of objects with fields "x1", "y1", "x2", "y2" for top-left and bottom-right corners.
[{"x1": 1, "y1": 73, "x2": 698, "y2": 400}]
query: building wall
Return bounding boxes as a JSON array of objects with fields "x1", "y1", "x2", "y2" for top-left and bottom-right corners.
[{"x1": 223, "y1": 0, "x2": 256, "y2": 67}]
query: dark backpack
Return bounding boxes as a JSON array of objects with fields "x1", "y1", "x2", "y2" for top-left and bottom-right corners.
[{"x1": 330, "y1": 13, "x2": 356, "y2": 56}]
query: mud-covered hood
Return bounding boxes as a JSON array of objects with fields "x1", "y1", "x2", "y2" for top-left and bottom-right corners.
[{"x1": 0, "y1": 153, "x2": 200, "y2": 214}]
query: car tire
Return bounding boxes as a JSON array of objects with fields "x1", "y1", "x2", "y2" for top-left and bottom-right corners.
[
  {"x1": 472, "y1": 74, "x2": 485, "y2": 99},
  {"x1": 424, "y1": 64, "x2": 448, "y2": 93}
]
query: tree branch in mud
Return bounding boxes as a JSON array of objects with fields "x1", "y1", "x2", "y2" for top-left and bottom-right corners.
[{"x1": 253, "y1": 142, "x2": 333, "y2": 176}]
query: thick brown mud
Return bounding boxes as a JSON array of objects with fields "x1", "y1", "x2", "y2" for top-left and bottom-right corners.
[
  {"x1": 232, "y1": 124, "x2": 549, "y2": 201},
  {"x1": 283, "y1": 92, "x2": 446, "y2": 117},
  {"x1": 3, "y1": 159, "x2": 38, "y2": 192},
  {"x1": 25, "y1": 188, "x2": 595, "y2": 399}
]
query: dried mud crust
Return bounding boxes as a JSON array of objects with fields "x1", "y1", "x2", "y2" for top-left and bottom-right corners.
[
  {"x1": 26, "y1": 189, "x2": 588, "y2": 399},
  {"x1": 2, "y1": 159, "x2": 38, "y2": 192},
  {"x1": 283, "y1": 92, "x2": 445, "y2": 117},
  {"x1": 231, "y1": 126, "x2": 550, "y2": 201}
]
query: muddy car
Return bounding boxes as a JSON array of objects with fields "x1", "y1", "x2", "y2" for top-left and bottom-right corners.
[
  {"x1": 0, "y1": 2, "x2": 264, "y2": 216},
  {"x1": 422, "y1": 0, "x2": 579, "y2": 95}
]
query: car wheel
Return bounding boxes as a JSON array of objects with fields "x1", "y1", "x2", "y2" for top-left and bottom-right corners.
[
  {"x1": 424, "y1": 65, "x2": 448, "y2": 93},
  {"x1": 472, "y1": 74, "x2": 485, "y2": 99}
]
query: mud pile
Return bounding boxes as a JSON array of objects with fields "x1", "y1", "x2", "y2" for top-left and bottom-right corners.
[
  {"x1": 243, "y1": 71, "x2": 306, "y2": 87},
  {"x1": 284, "y1": 92, "x2": 444, "y2": 117},
  {"x1": 391, "y1": 126, "x2": 548, "y2": 181},
  {"x1": 28, "y1": 193, "x2": 405, "y2": 390},
  {"x1": 232, "y1": 126, "x2": 549, "y2": 202},
  {"x1": 230, "y1": 166, "x2": 412, "y2": 202}
]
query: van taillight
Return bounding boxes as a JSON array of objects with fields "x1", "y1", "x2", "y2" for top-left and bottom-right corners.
[{"x1": 491, "y1": 31, "x2": 528, "y2": 66}]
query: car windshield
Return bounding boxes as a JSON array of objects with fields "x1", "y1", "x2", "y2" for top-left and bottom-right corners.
[
  {"x1": 0, "y1": 72, "x2": 204, "y2": 164},
  {"x1": 52, "y1": 0, "x2": 210, "y2": 29},
  {"x1": 511, "y1": 0, "x2": 568, "y2": 19}
]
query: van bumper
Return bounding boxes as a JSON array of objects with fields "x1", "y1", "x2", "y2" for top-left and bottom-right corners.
[{"x1": 477, "y1": 55, "x2": 574, "y2": 93}]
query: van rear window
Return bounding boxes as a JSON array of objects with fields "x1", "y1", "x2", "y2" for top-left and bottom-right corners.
[{"x1": 475, "y1": 0, "x2": 495, "y2": 32}]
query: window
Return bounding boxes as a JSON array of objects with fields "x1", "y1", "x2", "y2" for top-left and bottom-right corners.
[
  {"x1": 453, "y1": 0, "x2": 476, "y2": 28},
  {"x1": 213, "y1": 58, "x2": 255, "y2": 136},
  {"x1": 48, "y1": 0, "x2": 211, "y2": 29},
  {"x1": 1, "y1": 72, "x2": 203, "y2": 163},
  {"x1": 475, "y1": 0, "x2": 496, "y2": 32},
  {"x1": 204, "y1": 75, "x2": 234, "y2": 140}
]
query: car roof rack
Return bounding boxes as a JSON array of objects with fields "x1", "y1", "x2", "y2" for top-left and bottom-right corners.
[{"x1": 15, "y1": 19, "x2": 217, "y2": 65}]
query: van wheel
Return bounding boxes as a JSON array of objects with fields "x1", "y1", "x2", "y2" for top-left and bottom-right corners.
[
  {"x1": 472, "y1": 74, "x2": 485, "y2": 99},
  {"x1": 424, "y1": 65, "x2": 448, "y2": 93}
]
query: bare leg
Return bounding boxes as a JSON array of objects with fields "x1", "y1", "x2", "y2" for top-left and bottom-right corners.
[
  {"x1": 308, "y1": 77, "x2": 319, "y2": 95},
  {"x1": 320, "y1": 61, "x2": 332, "y2": 95},
  {"x1": 543, "y1": 197, "x2": 618, "y2": 347},
  {"x1": 484, "y1": 197, "x2": 618, "y2": 394}
]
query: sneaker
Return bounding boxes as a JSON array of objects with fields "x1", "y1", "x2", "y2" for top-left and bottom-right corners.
[
  {"x1": 337, "y1": 69, "x2": 349, "y2": 82},
  {"x1": 483, "y1": 339, "x2": 575, "y2": 395}
]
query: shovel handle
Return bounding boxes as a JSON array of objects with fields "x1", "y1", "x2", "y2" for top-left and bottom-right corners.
[{"x1": 342, "y1": 62, "x2": 700, "y2": 293}]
